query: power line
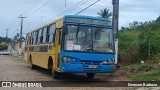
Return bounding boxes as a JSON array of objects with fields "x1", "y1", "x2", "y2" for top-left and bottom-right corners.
[
  {"x1": 46, "y1": 0, "x2": 84, "y2": 17},
  {"x1": 76, "y1": 0, "x2": 100, "y2": 15},
  {"x1": 45, "y1": 0, "x2": 88, "y2": 22},
  {"x1": 27, "y1": 0, "x2": 87, "y2": 30},
  {"x1": 63, "y1": 0, "x2": 89, "y2": 15},
  {"x1": 23, "y1": 0, "x2": 43, "y2": 15},
  {"x1": 26, "y1": 0, "x2": 52, "y2": 17},
  {"x1": 22, "y1": 0, "x2": 40, "y2": 15},
  {"x1": 7, "y1": 0, "x2": 42, "y2": 31}
]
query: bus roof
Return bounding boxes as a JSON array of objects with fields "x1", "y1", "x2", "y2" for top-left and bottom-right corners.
[
  {"x1": 64, "y1": 15, "x2": 111, "y2": 21},
  {"x1": 27, "y1": 15, "x2": 111, "y2": 34},
  {"x1": 28, "y1": 17, "x2": 64, "y2": 34}
]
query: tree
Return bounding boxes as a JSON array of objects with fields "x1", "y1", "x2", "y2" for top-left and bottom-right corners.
[
  {"x1": 13, "y1": 33, "x2": 25, "y2": 42},
  {"x1": 97, "y1": 8, "x2": 112, "y2": 19},
  {"x1": 156, "y1": 16, "x2": 160, "y2": 22},
  {"x1": 0, "y1": 36, "x2": 11, "y2": 44},
  {"x1": 13, "y1": 33, "x2": 20, "y2": 41}
]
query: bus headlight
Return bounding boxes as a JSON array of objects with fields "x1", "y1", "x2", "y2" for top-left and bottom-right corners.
[
  {"x1": 62, "y1": 57, "x2": 77, "y2": 63},
  {"x1": 102, "y1": 59, "x2": 115, "y2": 64}
]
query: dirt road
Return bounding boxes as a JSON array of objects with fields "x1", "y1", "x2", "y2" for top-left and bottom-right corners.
[
  {"x1": 0, "y1": 55, "x2": 127, "y2": 81},
  {"x1": 0, "y1": 55, "x2": 53, "y2": 81},
  {"x1": 0, "y1": 55, "x2": 157, "y2": 90}
]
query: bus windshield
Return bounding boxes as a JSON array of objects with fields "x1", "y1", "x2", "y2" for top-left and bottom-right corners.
[{"x1": 63, "y1": 25, "x2": 114, "y2": 53}]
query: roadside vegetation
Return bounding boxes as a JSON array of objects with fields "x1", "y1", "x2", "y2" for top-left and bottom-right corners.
[
  {"x1": 118, "y1": 16, "x2": 160, "y2": 81},
  {"x1": 96, "y1": 8, "x2": 160, "y2": 81},
  {"x1": 0, "y1": 37, "x2": 11, "y2": 51}
]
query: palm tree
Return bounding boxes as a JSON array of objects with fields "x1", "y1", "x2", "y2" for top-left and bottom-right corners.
[{"x1": 97, "y1": 8, "x2": 112, "y2": 19}]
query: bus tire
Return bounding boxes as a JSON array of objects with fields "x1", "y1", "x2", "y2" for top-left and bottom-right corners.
[
  {"x1": 29, "y1": 56, "x2": 36, "y2": 69},
  {"x1": 50, "y1": 60, "x2": 59, "y2": 79},
  {"x1": 86, "y1": 73, "x2": 95, "y2": 79},
  {"x1": 52, "y1": 70, "x2": 59, "y2": 79}
]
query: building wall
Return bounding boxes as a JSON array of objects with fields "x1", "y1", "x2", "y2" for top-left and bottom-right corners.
[{"x1": 15, "y1": 41, "x2": 25, "y2": 51}]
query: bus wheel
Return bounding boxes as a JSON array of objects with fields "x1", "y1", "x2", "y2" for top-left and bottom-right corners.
[
  {"x1": 29, "y1": 57, "x2": 36, "y2": 69},
  {"x1": 51, "y1": 64, "x2": 59, "y2": 79},
  {"x1": 86, "y1": 73, "x2": 95, "y2": 79}
]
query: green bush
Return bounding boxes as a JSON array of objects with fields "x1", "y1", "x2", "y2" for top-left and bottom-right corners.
[
  {"x1": 119, "y1": 30, "x2": 140, "y2": 64},
  {"x1": 0, "y1": 45, "x2": 6, "y2": 51},
  {"x1": 119, "y1": 17, "x2": 160, "y2": 64},
  {"x1": 138, "y1": 29, "x2": 160, "y2": 59}
]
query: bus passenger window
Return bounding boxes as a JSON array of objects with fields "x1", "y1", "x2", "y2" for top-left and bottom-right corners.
[
  {"x1": 40, "y1": 28, "x2": 44, "y2": 43},
  {"x1": 49, "y1": 24, "x2": 56, "y2": 43},
  {"x1": 31, "y1": 32, "x2": 34, "y2": 44},
  {"x1": 33, "y1": 32, "x2": 37, "y2": 44},
  {"x1": 42, "y1": 27, "x2": 47, "y2": 43},
  {"x1": 38, "y1": 29, "x2": 42, "y2": 44},
  {"x1": 46, "y1": 27, "x2": 49, "y2": 43},
  {"x1": 36, "y1": 30, "x2": 39, "y2": 44}
]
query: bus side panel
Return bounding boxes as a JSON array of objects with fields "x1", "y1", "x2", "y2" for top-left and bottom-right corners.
[
  {"x1": 39, "y1": 53, "x2": 48, "y2": 69},
  {"x1": 30, "y1": 53, "x2": 56, "y2": 69},
  {"x1": 31, "y1": 52, "x2": 39, "y2": 66},
  {"x1": 30, "y1": 52, "x2": 47, "y2": 69},
  {"x1": 39, "y1": 54, "x2": 52, "y2": 69}
]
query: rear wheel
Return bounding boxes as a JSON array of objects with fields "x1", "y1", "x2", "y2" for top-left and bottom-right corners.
[
  {"x1": 29, "y1": 56, "x2": 36, "y2": 69},
  {"x1": 86, "y1": 73, "x2": 95, "y2": 79}
]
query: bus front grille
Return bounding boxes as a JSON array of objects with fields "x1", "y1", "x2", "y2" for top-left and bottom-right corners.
[
  {"x1": 80, "y1": 60, "x2": 102, "y2": 72},
  {"x1": 80, "y1": 60, "x2": 102, "y2": 65}
]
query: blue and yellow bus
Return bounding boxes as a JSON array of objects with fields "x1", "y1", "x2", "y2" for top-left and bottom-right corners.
[{"x1": 24, "y1": 15, "x2": 116, "y2": 79}]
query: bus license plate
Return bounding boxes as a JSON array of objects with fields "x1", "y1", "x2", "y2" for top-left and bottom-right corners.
[{"x1": 89, "y1": 65, "x2": 97, "y2": 69}]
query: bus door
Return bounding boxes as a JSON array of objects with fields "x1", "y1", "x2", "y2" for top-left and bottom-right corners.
[{"x1": 55, "y1": 28, "x2": 61, "y2": 70}]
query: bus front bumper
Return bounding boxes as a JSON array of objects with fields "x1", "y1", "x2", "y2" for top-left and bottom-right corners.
[{"x1": 60, "y1": 63, "x2": 116, "y2": 73}]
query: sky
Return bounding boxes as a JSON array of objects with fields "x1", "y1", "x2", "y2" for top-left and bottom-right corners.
[{"x1": 0, "y1": 0, "x2": 159, "y2": 38}]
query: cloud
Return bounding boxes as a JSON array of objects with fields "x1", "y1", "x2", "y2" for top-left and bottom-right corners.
[{"x1": 0, "y1": 0, "x2": 159, "y2": 38}]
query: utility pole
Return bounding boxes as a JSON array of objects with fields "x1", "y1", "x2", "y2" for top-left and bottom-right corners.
[
  {"x1": 18, "y1": 15, "x2": 27, "y2": 55},
  {"x1": 5, "y1": 29, "x2": 10, "y2": 43},
  {"x1": 65, "y1": 0, "x2": 66, "y2": 9},
  {"x1": 112, "y1": 0, "x2": 119, "y2": 64}
]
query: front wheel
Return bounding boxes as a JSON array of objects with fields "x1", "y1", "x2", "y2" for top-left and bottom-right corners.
[
  {"x1": 86, "y1": 73, "x2": 95, "y2": 79},
  {"x1": 51, "y1": 64, "x2": 60, "y2": 79}
]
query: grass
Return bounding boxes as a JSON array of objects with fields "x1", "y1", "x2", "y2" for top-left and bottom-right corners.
[
  {"x1": 130, "y1": 68, "x2": 160, "y2": 81},
  {"x1": 123, "y1": 63, "x2": 152, "y2": 70},
  {"x1": 8, "y1": 55, "x2": 27, "y2": 64},
  {"x1": 17, "y1": 57, "x2": 28, "y2": 64},
  {"x1": 120, "y1": 63, "x2": 160, "y2": 81}
]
